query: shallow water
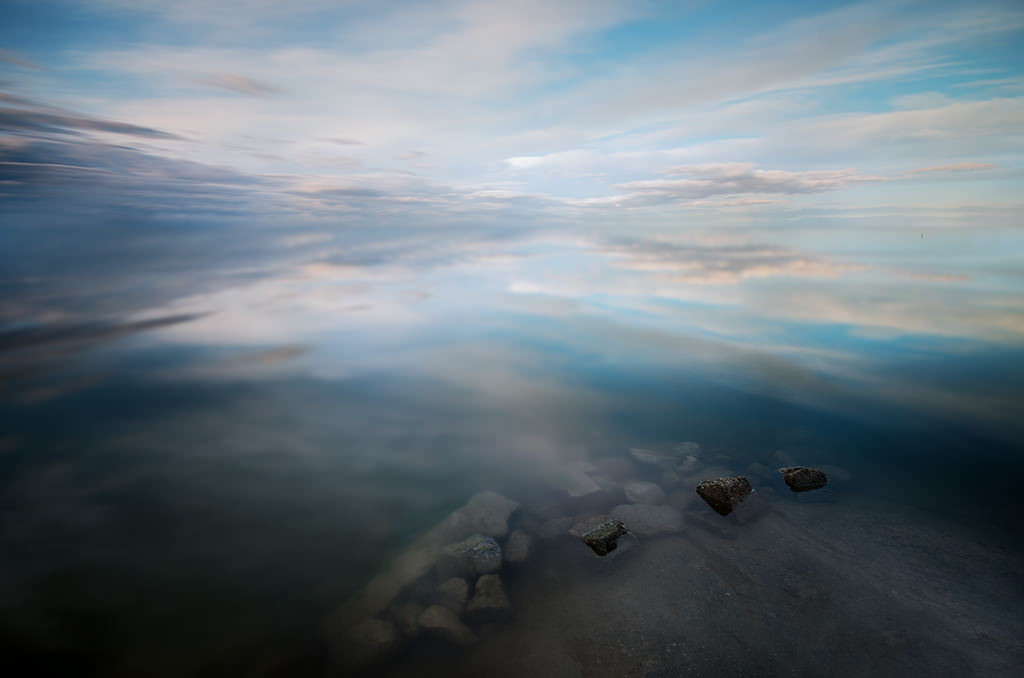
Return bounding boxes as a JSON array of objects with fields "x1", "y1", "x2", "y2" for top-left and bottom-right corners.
[{"x1": 1, "y1": 279, "x2": 1022, "y2": 676}]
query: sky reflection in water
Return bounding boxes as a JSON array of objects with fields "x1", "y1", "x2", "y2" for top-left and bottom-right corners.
[{"x1": 1, "y1": 1, "x2": 1023, "y2": 675}]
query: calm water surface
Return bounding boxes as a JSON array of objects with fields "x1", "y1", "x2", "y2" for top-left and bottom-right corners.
[{"x1": 1, "y1": 220, "x2": 1022, "y2": 677}]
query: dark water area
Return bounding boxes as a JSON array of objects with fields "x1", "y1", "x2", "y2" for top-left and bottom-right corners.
[{"x1": 1, "y1": 312, "x2": 1022, "y2": 676}]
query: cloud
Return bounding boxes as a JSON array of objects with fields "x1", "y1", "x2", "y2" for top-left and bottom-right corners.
[
  {"x1": 909, "y1": 162, "x2": 998, "y2": 173},
  {"x1": 193, "y1": 73, "x2": 283, "y2": 97},
  {"x1": 398, "y1": 150, "x2": 427, "y2": 160},
  {"x1": 0, "y1": 49, "x2": 44, "y2": 70},
  {"x1": 0, "y1": 97, "x2": 182, "y2": 139}
]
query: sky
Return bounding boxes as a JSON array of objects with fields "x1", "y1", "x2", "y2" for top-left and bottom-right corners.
[{"x1": 1, "y1": 0, "x2": 1023, "y2": 437}]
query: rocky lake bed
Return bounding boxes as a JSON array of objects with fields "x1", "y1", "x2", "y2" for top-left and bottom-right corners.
[{"x1": 323, "y1": 443, "x2": 1024, "y2": 677}]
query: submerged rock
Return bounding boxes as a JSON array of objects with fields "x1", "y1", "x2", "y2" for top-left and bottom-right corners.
[
  {"x1": 454, "y1": 491, "x2": 520, "y2": 539},
  {"x1": 780, "y1": 466, "x2": 828, "y2": 492},
  {"x1": 466, "y1": 573, "x2": 511, "y2": 619},
  {"x1": 419, "y1": 605, "x2": 477, "y2": 646},
  {"x1": 344, "y1": 618, "x2": 399, "y2": 667},
  {"x1": 661, "y1": 470, "x2": 681, "y2": 491},
  {"x1": 673, "y1": 441, "x2": 702, "y2": 457},
  {"x1": 695, "y1": 476, "x2": 753, "y2": 516},
  {"x1": 438, "y1": 577, "x2": 469, "y2": 614},
  {"x1": 391, "y1": 602, "x2": 423, "y2": 638},
  {"x1": 628, "y1": 447, "x2": 674, "y2": 468},
  {"x1": 337, "y1": 491, "x2": 517, "y2": 622},
  {"x1": 504, "y1": 529, "x2": 531, "y2": 564},
  {"x1": 556, "y1": 461, "x2": 602, "y2": 498},
  {"x1": 610, "y1": 503, "x2": 684, "y2": 536},
  {"x1": 624, "y1": 480, "x2": 666, "y2": 505},
  {"x1": 570, "y1": 514, "x2": 630, "y2": 556},
  {"x1": 675, "y1": 454, "x2": 703, "y2": 475},
  {"x1": 437, "y1": 534, "x2": 502, "y2": 579}
]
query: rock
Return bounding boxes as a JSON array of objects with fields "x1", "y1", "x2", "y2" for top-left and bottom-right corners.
[
  {"x1": 745, "y1": 462, "x2": 774, "y2": 481},
  {"x1": 667, "y1": 488, "x2": 697, "y2": 511},
  {"x1": 436, "y1": 534, "x2": 502, "y2": 579},
  {"x1": 610, "y1": 504, "x2": 684, "y2": 536},
  {"x1": 556, "y1": 461, "x2": 602, "y2": 498},
  {"x1": 569, "y1": 514, "x2": 630, "y2": 556},
  {"x1": 675, "y1": 454, "x2": 702, "y2": 475},
  {"x1": 779, "y1": 466, "x2": 828, "y2": 492},
  {"x1": 391, "y1": 602, "x2": 422, "y2": 638},
  {"x1": 419, "y1": 605, "x2": 477, "y2": 646},
  {"x1": 593, "y1": 456, "x2": 636, "y2": 481},
  {"x1": 466, "y1": 574, "x2": 511, "y2": 619},
  {"x1": 454, "y1": 491, "x2": 520, "y2": 539},
  {"x1": 537, "y1": 515, "x2": 573, "y2": 540},
  {"x1": 438, "y1": 577, "x2": 468, "y2": 613},
  {"x1": 624, "y1": 480, "x2": 666, "y2": 505},
  {"x1": 628, "y1": 447, "x2": 674, "y2": 468},
  {"x1": 661, "y1": 470, "x2": 680, "y2": 491},
  {"x1": 337, "y1": 491, "x2": 517, "y2": 621},
  {"x1": 504, "y1": 529, "x2": 531, "y2": 564},
  {"x1": 673, "y1": 441, "x2": 702, "y2": 457},
  {"x1": 695, "y1": 476, "x2": 753, "y2": 516},
  {"x1": 344, "y1": 618, "x2": 399, "y2": 667}
]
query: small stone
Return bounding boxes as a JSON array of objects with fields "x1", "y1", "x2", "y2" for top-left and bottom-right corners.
[
  {"x1": 779, "y1": 467, "x2": 828, "y2": 492},
  {"x1": 466, "y1": 574, "x2": 511, "y2": 619},
  {"x1": 675, "y1": 454, "x2": 702, "y2": 475},
  {"x1": 628, "y1": 447, "x2": 674, "y2": 468},
  {"x1": 456, "y1": 491, "x2": 520, "y2": 539},
  {"x1": 391, "y1": 602, "x2": 422, "y2": 638},
  {"x1": 504, "y1": 529, "x2": 531, "y2": 564},
  {"x1": 695, "y1": 476, "x2": 753, "y2": 516},
  {"x1": 673, "y1": 441, "x2": 702, "y2": 457},
  {"x1": 537, "y1": 515, "x2": 573, "y2": 540},
  {"x1": 609, "y1": 504, "x2": 684, "y2": 536},
  {"x1": 436, "y1": 534, "x2": 502, "y2": 579},
  {"x1": 624, "y1": 480, "x2": 666, "y2": 505},
  {"x1": 570, "y1": 514, "x2": 630, "y2": 556},
  {"x1": 419, "y1": 605, "x2": 477, "y2": 646},
  {"x1": 438, "y1": 577, "x2": 468, "y2": 614}
]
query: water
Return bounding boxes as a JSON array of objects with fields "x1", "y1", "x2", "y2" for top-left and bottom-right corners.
[
  {"x1": 2, "y1": 2, "x2": 1024, "y2": 674},
  {"x1": 1, "y1": 229, "x2": 1022, "y2": 675}
]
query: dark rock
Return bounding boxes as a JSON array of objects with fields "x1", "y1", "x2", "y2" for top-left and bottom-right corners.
[
  {"x1": 438, "y1": 577, "x2": 468, "y2": 613},
  {"x1": 436, "y1": 534, "x2": 502, "y2": 578},
  {"x1": 779, "y1": 466, "x2": 828, "y2": 492},
  {"x1": 609, "y1": 503, "x2": 684, "y2": 535},
  {"x1": 419, "y1": 605, "x2": 477, "y2": 645},
  {"x1": 695, "y1": 476, "x2": 753, "y2": 516},
  {"x1": 569, "y1": 514, "x2": 629, "y2": 556},
  {"x1": 504, "y1": 529, "x2": 531, "y2": 564},
  {"x1": 466, "y1": 574, "x2": 511, "y2": 619}
]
